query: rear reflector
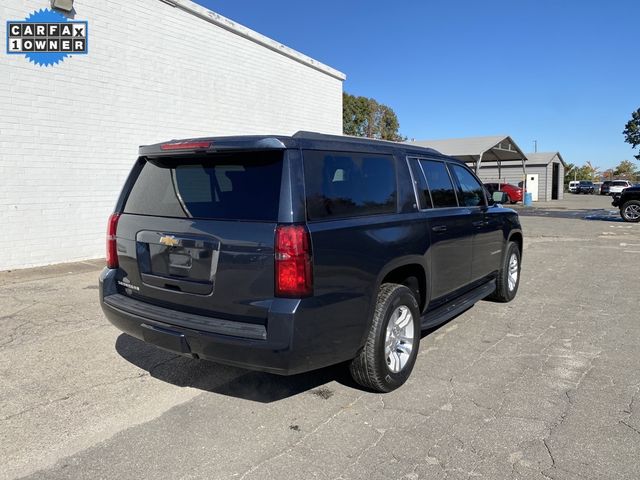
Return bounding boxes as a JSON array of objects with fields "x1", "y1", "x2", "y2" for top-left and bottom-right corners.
[
  {"x1": 106, "y1": 213, "x2": 121, "y2": 269},
  {"x1": 275, "y1": 225, "x2": 313, "y2": 298},
  {"x1": 160, "y1": 141, "x2": 211, "y2": 151}
]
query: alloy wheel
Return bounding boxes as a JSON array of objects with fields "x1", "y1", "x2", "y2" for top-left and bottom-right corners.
[{"x1": 384, "y1": 306, "x2": 414, "y2": 373}]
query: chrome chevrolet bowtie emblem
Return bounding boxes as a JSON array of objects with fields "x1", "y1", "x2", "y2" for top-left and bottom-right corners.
[{"x1": 159, "y1": 235, "x2": 179, "y2": 247}]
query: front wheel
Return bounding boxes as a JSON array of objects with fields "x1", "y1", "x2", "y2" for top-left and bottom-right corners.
[
  {"x1": 349, "y1": 283, "x2": 420, "y2": 392},
  {"x1": 621, "y1": 200, "x2": 640, "y2": 223},
  {"x1": 488, "y1": 241, "x2": 521, "y2": 302}
]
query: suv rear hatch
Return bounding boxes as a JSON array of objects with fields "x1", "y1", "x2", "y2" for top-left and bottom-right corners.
[{"x1": 112, "y1": 150, "x2": 284, "y2": 327}]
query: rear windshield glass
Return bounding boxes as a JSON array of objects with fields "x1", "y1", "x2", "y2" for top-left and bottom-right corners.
[
  {"x1": 303, "y1": 150, "x2": 397, "y2": 221},
  {"x1": 124, "y1": 152, "x2": 283, "y2": 221}
]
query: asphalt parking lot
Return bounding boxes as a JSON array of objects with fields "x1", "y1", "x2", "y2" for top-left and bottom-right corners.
[{"x1": 1, "y1": 194, "x2": 639, "y2": 480}]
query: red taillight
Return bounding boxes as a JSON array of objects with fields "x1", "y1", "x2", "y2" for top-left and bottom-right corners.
[
  {"x1": 275, "y1": 225, "x2": 313, "y2": 298},
  {"x1": 160, "y1": 141, "x2": 211, "y2": 151},
  {"x1": 106, "y1": 213, "x2": 121, "y2": 269}
]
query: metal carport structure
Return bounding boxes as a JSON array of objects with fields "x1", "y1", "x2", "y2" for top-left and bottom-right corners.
[{"x1": 409, "y1": 135, "x2": 529, "y2": 188}]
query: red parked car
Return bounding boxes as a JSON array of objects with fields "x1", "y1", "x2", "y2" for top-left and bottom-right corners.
[{"x1": 483, "y1": 183, "x2": 523, "y2": 204}]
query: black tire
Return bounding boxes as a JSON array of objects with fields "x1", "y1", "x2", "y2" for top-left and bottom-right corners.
[
  {"x1": 488, "y1": 241, "x2": 521, "y2": 303},
  {"x1": 620, "y1": 200, "x2": 640, "y2": 223},
  {"x1": 349, "y1": 283, "x2": 420, "y2": 392}
]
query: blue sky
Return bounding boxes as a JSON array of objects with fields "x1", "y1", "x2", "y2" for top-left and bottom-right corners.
[{"x1": 194, "y1": 0, "x2": 639, "y2": 169}]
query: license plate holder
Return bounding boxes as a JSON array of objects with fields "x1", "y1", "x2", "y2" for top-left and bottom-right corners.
[{"x1": 169, "y1": 252, "x2": 192, "y2": 269}]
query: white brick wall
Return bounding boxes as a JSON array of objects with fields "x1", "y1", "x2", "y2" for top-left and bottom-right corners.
[{"x1": 0, "y1": 0, "x2": 345, "y2": 270}]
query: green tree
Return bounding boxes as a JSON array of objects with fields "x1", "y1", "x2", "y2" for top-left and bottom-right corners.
[
  {"x1": 622, "y1": 108, "x2": 640, "y2": 161},
  {"x1": 570, "y1": 161, "x2": 600, "y2": 181},
  {"x1": 584, "y1": 161, "x2": 600, "y2": 180},
  {"x1": 602, "y1": 168, "x2": 615, "y2": 181},
  {"x1": 343, "y1": 92, "x2": 405, "y2": 141},
  {"x1": 564, "y1": 162, "x2": 577, "y2": 187},
  {"x1": 342, "y1": 93, "x2": 369, "y2": 137},
  {"x1": 614, "y1": 159, "x2": 638, "y2": 179},
  {"x1": 378, "y1": 105, "x2": 402, "y2": 141}
]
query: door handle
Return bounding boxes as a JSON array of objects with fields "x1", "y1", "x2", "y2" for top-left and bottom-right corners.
[
  {"x1": 472, "y1": 220, "x2": 487, "y2": 227},
  {"x1": 432, "y1": 225, "x2": 447, "y2": 233}
]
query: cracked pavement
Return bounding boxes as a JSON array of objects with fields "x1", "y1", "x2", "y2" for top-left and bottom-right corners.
[{"x1": 1, "y1": 195, "x2": 639, "y2": 479}]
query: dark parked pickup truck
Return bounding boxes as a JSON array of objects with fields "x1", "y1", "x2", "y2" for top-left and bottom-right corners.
[
  {"x1": 100, "y1": 132, "x2": 523, "y2": 392},
  {"x1": 612, "y1": 185, "x2": 640, "y2": 222},
  {"x1": 575, "y1": 180, "x2": 595, "y2": 194}
]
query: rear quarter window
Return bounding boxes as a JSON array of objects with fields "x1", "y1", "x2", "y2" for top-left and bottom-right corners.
[
  {"x1": 418, "y1": 160, "x2": 458, "y2": 208},
  {"x1": 303, "y1": 150, "x2": 397, "y2": 220},
  {"x1": 123, "y1": 151, "x2": 283, "y2": 221}
]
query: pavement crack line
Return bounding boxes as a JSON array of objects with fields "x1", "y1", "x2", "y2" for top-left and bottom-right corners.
[
  {"x1": 0, "y1": 372, "x2": 150, "y2": 422},
  {"x1": 236, "y1": 393, "x2": 366, "y2": 480},
  {"x1": 461, "y1": 332, "x2": 510, "y2": 372},
  {"x1": 0, "y1": 302, "x2": 38, "y2": 322},
  {"x1": 619, "y1": 420, "x2": 640, "y2": 435},
  {"x1": 537, "y1": 349, "x2": 603, "y2": 477},
  {"x1": 331, "y1": 427, "x2": 387, "y2": 479},
  {"x1": 148, "y1": 354, "x2": 183, "y2": 376},
  {"x1": 623, "y1": 383, "x2": 640, "y2": 415},
  {"x1": 0, "y1": 321, "x2": 36, "y2": 347},
  {"x1": 0, "y1": 323, "x2": 111, "y2": 353},
  {"x1": 542, "y1": 438, "x2": 556, "y2": 468}
]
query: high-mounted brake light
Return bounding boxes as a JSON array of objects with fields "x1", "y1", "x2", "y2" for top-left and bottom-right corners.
[
  {"x1": 160, "y1": 141, "x2": 212, "y2": 151},
  {"x1": 106, "y1": 213, "x2": 121, "y2": 269},
  {"x1": 275, "y1": 225, "x2": 313, "y2": 298}
]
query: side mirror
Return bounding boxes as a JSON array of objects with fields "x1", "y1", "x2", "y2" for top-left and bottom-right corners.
[
  {"x1": 492, "y1": 191, "x2": 509, "y2": 204},
  {"x1": 484, "y1": 187, "x2": 494, "y2": 205}
]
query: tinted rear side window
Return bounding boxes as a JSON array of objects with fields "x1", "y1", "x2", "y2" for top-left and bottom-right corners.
[
  {"x1": 408, "y1": 158, "x2": 433, "y2": 209},
  {"x1": 124, "y1": 151, "x2": 283, "y2": 221},
  {"x1": 419, "y1": 160, "x2": 458, "y2": 208},
  {"x1": 303, "y1": 150, "x2": 397, "y2": 220}
]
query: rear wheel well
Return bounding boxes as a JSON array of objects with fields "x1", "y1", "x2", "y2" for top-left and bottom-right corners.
[
  {"x1": 381, "y1": 264, "x2": 427, "y2": 312},
  {"x1": 509, "y1": 232, "x2": 523, "y2": 254}
]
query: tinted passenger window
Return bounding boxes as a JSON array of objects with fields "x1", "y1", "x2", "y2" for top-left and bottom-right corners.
[
  {"x1": 124, "y1": 152, "x2": 283, "y2": 221},
  {"x1": 304, "y1": 151, "x2": 396, "y2": 220},
  {"x1": 450, "y1": 164, "x2": 486, "y2": 207},
  {"x1": 408, "y1": 158, "x2": 432, "y2": 209},
  {"x1": 419, "y1": 160, "x2": 458, "y2": 208}
]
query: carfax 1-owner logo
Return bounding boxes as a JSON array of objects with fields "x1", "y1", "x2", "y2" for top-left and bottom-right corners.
[{"x1": 6, "y1": 8, "x2": 88, "y2": 67}]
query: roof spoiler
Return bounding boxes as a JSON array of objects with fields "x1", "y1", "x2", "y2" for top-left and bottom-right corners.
[{"x1": 139, "y1": 137, "x2": 287, "y2": 156}]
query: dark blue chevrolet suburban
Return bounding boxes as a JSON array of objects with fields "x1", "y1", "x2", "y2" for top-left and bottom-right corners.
[{"x1": 100, "y1": 131, "x2": 523, "y2": 392}]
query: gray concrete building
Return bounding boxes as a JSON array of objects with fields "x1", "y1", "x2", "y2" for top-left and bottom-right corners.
[{"x1": 1, "y1": 0, "x2": 345, "y2": 270}]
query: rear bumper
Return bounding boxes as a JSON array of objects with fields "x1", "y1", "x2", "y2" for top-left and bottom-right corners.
[{"x1": 99, "y1": 268, "x2": 352, "y2": 375}]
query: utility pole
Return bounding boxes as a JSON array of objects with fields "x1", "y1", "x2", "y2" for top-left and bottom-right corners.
[{"x1": 533, "y1": 140, "x2": 538, "y2": 153}]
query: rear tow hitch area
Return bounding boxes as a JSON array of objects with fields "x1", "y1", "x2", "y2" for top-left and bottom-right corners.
[{"x1": 141, "y1": 323, "x2": 194, "y2": 357}]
